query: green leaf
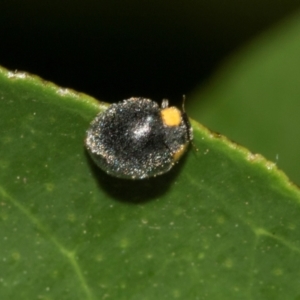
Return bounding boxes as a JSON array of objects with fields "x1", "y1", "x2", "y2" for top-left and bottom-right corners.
[
  {"x1": 1, "y1": 65, "x2": 300, "y2": 300},
  {"x1": 189, "y1": 9, "x2": 300, "y2": 186}
]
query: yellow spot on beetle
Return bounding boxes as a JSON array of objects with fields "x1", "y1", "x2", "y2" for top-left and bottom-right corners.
[
  {"x1": 161, "y1": 107, "x2": 181, "y2": 127},
  {"x1": 173, "y1": 144, "x2": 188, "y2": 162}
]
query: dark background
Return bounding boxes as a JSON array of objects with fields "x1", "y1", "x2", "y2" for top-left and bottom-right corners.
[{"x1": 1, "y1": 0, "x2": 300, "y2": 103}]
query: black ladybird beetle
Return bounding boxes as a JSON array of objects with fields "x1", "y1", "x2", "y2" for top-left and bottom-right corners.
[{"x1": 85, "y1": 97, "x2": 193, "y2": 179}]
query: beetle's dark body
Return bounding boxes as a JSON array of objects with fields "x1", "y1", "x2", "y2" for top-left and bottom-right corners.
[{"x1": 85, "y1": 97, "x2": 192, "y2": 179}]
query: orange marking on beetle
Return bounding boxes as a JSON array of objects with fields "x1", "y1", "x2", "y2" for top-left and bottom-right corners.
[
  {"x1": 161, "y1": 107, "x2": 181, "y2": 127},
  {"x1": 173, "y1": 144, "x2": 188, "y2": 162}
]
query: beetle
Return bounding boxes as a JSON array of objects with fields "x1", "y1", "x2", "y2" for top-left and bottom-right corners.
[{"x1": 85, "y1": 97, "x2": 193, "y2": 179}]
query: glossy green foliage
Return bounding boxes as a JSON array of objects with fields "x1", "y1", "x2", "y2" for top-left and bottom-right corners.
[
  {"x1": 0, "y1": 65, "x2": 300, "y2": 299},
  {"x1": 189, "y1": 10, "x2": 300, "y2": 186}
]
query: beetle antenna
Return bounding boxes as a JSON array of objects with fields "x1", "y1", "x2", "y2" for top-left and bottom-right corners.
[
  {"x1": 182, "y1": 94, "x2": 186, "y2": 112},
  {"x1": 182, "y1": 94, "x2": 198, "y2": 152}
]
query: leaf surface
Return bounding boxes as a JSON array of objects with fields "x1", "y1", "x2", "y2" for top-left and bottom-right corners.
[
  {"x1": 0, "y1": 67, "x2": 300, "y2": 299},
  {"x1": 189, "y1": 10, "x2": 300, "y2": 186}
]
